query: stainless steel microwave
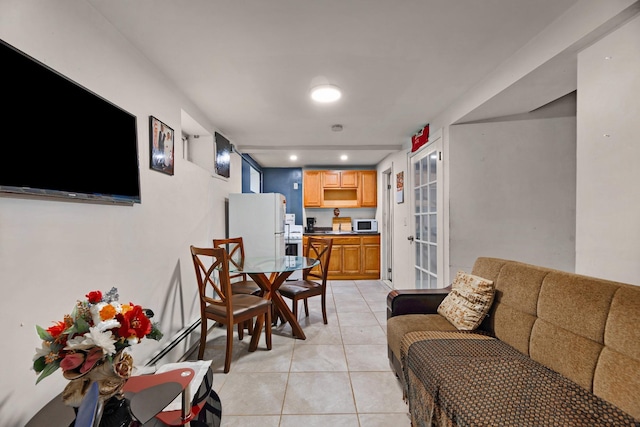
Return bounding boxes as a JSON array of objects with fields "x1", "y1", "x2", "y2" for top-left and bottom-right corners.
[{"x1": 352, "y1": 219, "x2": 378, "y2": 233}]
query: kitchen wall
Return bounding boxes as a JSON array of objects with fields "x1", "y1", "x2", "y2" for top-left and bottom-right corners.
[
  {"x1": 305, "y1": 207, "x2": 377, "y2": 231},
  {"x1": 263, "y1": 168, "x2": 304, "y2": 225},
  {"x1": 0, "y1": 1, "x2": 241, "y2": 425}
]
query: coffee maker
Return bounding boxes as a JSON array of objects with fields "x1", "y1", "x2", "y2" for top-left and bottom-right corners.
[{"x1": 306, "y1": 217, "x2": 316, "y2": 233}]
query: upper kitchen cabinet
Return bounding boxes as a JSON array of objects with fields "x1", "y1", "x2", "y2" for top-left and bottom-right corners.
[
  {"x1": 303, "y1": 170, "x2": 377, "y2": 208},
  {"x1": 303, "y1": 170, "x2": 322, "y2": 207},
  {"x1": 359, "y1": 170, "x2": 377, "y2": 207},
  {"x1": 323, "y1": 170, "x2": 358, "y2": 188}
]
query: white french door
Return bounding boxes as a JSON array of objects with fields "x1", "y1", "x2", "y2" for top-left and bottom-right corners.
[{"x1": 410, "y1": 134, "x2": 444, "y2": 289}]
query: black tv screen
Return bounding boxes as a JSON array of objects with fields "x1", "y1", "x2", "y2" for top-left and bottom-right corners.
[
  {"x1": 0, "y1": 39, "x2": 141, "y2": 204},
  {"x1": 215, "y1": 132, "x2": 231, "y2": 178}
]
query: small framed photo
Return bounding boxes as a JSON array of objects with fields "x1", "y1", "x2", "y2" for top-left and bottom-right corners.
[
  {"x1": 396, "y1": 171, "x2": 404, "y2": 204},
  {"x1": 149, "y1": 116, "x2": 174, "y2": 175}
]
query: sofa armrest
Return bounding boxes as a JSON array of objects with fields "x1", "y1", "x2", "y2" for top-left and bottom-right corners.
[{"x1": 386, "y1": 287, "x2": 451, "y2": 319}]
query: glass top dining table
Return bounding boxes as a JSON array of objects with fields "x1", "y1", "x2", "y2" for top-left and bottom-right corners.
[{"x1": 229, "y1": 255, "x2": 319, "y2": 340}]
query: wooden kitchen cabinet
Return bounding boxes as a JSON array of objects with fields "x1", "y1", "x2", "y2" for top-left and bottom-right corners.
[
  {"x1": 361, "y1": 235, "x2": 381, "y2": 275},
  {"x1": 307, "y1": 234, "x2": 380, "y2": 280},
  {"x1": 303, "y1": 169, "x2": 377, "y2": 208},
  {"x1": 303, "y1": 170, "x2": 322, "y2": 207},
  {"x1": 359, "y1": 170, "x2": 377, "y2": 207},
  {"x1": 323, "y1": 170, "x2": 358, "y2": 188}
]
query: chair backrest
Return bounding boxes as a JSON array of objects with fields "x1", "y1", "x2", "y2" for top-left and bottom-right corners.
[
  {"x1": 304, "y1": 237, "x2": 333, "y2": 283},
  {"x1": 190, "y1": 246, "x2": 233, "y2": 319},
  {"x1": 212, "y1": 237, "x2": 248, "y2": 283}
]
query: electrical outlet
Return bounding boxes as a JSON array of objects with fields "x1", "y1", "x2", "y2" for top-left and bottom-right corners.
[{"x1": 293, "y1": 182, "x2": 299, "y2": 190}]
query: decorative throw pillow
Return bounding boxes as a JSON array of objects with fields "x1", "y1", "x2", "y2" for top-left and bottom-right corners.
[{"x1": 437, "y1": 271, "x2": 495, "y2": 330}]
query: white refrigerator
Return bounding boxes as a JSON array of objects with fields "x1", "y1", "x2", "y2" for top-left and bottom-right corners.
[{"x1": 228, "y1": 193, "x2": 287, "y2": 258}]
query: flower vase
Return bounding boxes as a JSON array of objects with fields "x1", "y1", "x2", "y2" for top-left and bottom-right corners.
[{"x1": 61, "y1": 351, "x2": 134, "y2": 408}]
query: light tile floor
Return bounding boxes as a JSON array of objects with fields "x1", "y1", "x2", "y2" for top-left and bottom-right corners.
[{"x1": 196, "y1": 279, "x2": 411, "y2": 427}]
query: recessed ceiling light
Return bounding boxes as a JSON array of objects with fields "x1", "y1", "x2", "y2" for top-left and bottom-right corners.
[
  {"x1": 340, "y1": 155, "x2": 348, "y2": 161},
  {"x1": 310, "y1": 84, "x2": 342, "y2": 103},
  {"x1": 289, "y1": 155, "x2": 298, "y2": 161}
]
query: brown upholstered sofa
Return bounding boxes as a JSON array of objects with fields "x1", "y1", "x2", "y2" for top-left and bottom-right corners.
[{"x1": 387, "y1": 257, "x2": 640, "y2": 426}]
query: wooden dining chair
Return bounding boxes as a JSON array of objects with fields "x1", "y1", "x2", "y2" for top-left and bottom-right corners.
[
  {"x1": 213, "y1": 237, "x2": 262, "y2": 296},
  {"x1": 278, "y1": 236, "x2": 333, "y2": 324},
  {"x1": 190, "y1": 245, "x2": 272, "y2": 373},
  {"x1": 213, "y1": 236, "x2": 263, "y2": 339}
]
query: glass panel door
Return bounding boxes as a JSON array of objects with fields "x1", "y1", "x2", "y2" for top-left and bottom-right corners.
[{"x1": 411, "y1": 136, "x2": 443, "y2": 289}]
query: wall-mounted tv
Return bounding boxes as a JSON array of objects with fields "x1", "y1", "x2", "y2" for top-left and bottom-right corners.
[
  {"x1": 215, "y1": 132, "x2": 231, "y2": 178},
  {"x1": 0, "y1": 39, "x2": 141, "y2": 205}
]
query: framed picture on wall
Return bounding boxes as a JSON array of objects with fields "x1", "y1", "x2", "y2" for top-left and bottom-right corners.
[
  {"x1": 149, "y1": 116, "x2": 174, "y2": 175},
  {"x1": 396, "y1": 171, "x2": 404, "y2": 203}
]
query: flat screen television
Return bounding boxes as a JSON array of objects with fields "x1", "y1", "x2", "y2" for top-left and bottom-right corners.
[
  {"x1": 0, "y1": 39, "x2": 141, "y2": 205},
  {"x1": 214, "y1": 132, "x2": 231, "y2": 178}
]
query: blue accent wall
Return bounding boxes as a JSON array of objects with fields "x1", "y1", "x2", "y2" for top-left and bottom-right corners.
[
  {"x1": 263, "y1": 168, "x2": 303, "y2": 225},
  {"x1": 241, "y1": 154, "x2": 262, "y2": 193}
]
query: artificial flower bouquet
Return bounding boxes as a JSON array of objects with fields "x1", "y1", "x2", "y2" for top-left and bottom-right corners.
[{"x1": 33, "y1": 287, "x2": 163, "y2": 384}]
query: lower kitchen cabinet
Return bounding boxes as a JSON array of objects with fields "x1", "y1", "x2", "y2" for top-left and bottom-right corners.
[{"x1": 304, "y1": 234, "x2": 380, "y2": 280}]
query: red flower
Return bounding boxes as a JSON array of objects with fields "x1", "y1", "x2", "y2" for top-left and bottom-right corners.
[
  {"x1": 85, "y1": 290, "x2": 103, "y2": 304},
  {"x1": 46, "y1": 321, "x2": 67, "y2": 338},
  {"x1": 116, "y1": 305, "x2": 151, "y2": 341}
]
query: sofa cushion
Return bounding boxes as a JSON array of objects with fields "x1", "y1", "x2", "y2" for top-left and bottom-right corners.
[
  {"x1": 405, "y1": 336, "x2": 639, "y2": 426},
  {"x1": 483, "y1": 260, "x2": 547, "y2": 355},
  {"x1": 437, "y1": 271, "x2": 495, "y2": 330},
  {"x1": 387, "y1": 314, "x2": 457, "y2": 362},
  {"x1": 594, "y1": 285, "x2": 640, "y2": 420}
]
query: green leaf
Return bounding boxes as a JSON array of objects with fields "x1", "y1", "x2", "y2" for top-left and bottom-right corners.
[
  {"x1": 36, "y1": 325, "x2": 53, "y2": 341},
  {"x1": 147, "y1": 323, "x2": 163, "y2": 341},
  {"x1": 35, "y1": 360, "x2": 60, "y2": 384},
  {"x1": 33, "y1": 356, "x2": 46, "y2": 373},
  {"x1": 75, "y1": 316, "x2": 90, "y2": 334}
]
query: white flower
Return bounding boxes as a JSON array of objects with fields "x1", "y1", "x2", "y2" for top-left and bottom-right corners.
[
  {"x1": 89, "y1": 302, "x2": 109, "y2": 325},
  {"x1": 94, "y1": 318, "x2": 121, "y2": 332},
  {"x1": 89, "y1": 301, "x2": 123, "y2": 325},
  {"x1": 64, "y1": 335, "x2": 95, "y2": 350},
  {"x1": 33, "y1": 342, "x2": 51, "y2": 361},
  {"x1": 64, "y1": 327, "x2": 117, "y2": 356},
  {"x1": 86, "y1": 327, "x2": 117, "y2": 355}
]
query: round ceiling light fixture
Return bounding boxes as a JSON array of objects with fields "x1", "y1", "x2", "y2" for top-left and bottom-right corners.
[{"x1": 310, "y1": 84, "x2": 342, "y2": 103}]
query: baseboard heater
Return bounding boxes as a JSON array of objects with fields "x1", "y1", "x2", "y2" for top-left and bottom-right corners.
[{"x1": 144, "y1": 319, "x2": 202, "y2": 366}]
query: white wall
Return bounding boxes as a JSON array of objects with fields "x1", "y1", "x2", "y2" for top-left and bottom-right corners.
[
  {"x1": 0, "y1": 1, "x2": 241, "y2": 425},
  {"x1": 576, "y1": 14, "x2": 640, "y2": 284},
  {"x1": 381, "y1": 0, "x2": 639, "y2": 290},
  {"x1": 448, "y1": 117, "x2": 577, "y2": 275}
]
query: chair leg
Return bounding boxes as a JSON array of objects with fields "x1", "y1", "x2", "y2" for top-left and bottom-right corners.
[
  {"x1": 265, "y1": 308, "x2": 272, "y2": 350},
  {"x1": 224, "y1": 323, "x2": 233, "y2": 373},
  {"x1": 292, "y1": 299, "x2": 298, "y2": 320},
  {"x1": 304, "y1": 298, "x2": 309, "y2": 317},
  {"x1": 238, "y1": 323, "x2": 244, "y2": 340},
  {"x1": 198, "y1": 318, "x2": 207, "y2": 360},
  {"x1": 321, "y1": 293, "x2": 328, "y2": 324},
  {"x1": 247, "y1": 319, "x2": 254, "y2": 335}
]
